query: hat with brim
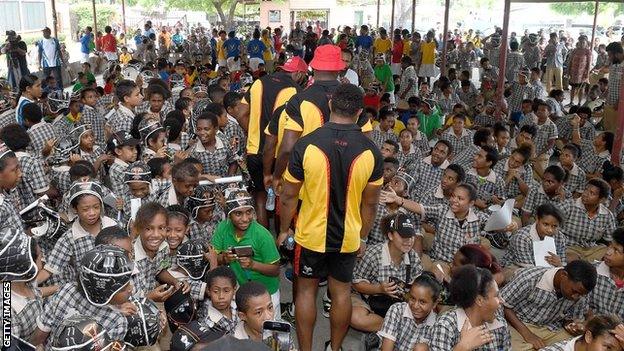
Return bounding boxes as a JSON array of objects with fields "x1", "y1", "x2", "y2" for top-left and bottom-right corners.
[
  {"x1": 170, "y1": 322, "x2": 226, "y2": 351},
  {"x1": 388, "y1": 213, "x2": 416, "y2": 238},
  {"x1": 124, "y1": 161, "x2": 152, "y2": 184},
  {"x1": 70, "y1": 124, "x2": 92, "y2": 145},
  {"x1": 108, "y1": 131, "x2": 140, "y2": 151},
  {"x1": 309, "y1": 45, "x2": 346, "y2": 71},
  {"x1": 138, "y1": 119, "x2": 164, "y2": 145},
  {"x1": 279, "y1": 56, "x2": 309, "y2": 73}
]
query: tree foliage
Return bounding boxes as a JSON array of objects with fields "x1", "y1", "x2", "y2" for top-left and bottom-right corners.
[
  {"x1": 550, "y1": 2, "x2": 624, "y2": 16},
  {"x1": 71, "y1": 3, "x2": 118, "y2": 30}
]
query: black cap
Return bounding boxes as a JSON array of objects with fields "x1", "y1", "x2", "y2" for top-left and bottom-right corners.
[
  {"x1": 170, "y1": 321, "x2": 225, "y2": 351},
  {"x1": 107, "y1": 130, "x2": 139, "y2": 151},
  {"x1": 389, "y1": 213, "x2": 416, "y2": 238}
]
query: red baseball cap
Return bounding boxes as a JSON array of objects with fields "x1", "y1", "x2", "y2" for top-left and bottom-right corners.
[
  {"x1": 279, "y1": 56, "x2": 309, "y2": 73},
  {"x1": 309, "y1": 45, "x2": 346, "y2": 71}
]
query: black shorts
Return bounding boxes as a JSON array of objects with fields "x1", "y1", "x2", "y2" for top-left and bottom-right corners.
[
  {"x1": 246, "y1": 153, "x2": 265, "y2": 192},
  {"x1": 293, "y1": 244, "x2": 357, "y2": 283}
]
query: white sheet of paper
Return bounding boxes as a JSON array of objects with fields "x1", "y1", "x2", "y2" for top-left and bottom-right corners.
[
  {"x1": 130, "y1": 198, "x2": 142, "y2": 221},
  {"x1": 484, "y1": 199, "x2": 515, "y2": 231},
  {"x1": 533, "y1": 236, "x2": 557, "y2": 268}
]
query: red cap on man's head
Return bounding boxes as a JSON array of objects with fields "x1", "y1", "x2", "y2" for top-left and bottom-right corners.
[
  {"x1": 279, "y1": 56, "x2": 309, "y2": 73},
  {"x1": 309, "y1": 45, "x2": 346, "y2": 71}
]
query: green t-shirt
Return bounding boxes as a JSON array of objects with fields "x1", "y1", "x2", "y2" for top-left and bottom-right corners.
[
  {"x1": 418, "y1": 108, "x2": 443, "y2": 139},
  {"x1": 73, "y1": 82, "x2": 84, "y2": 92},
  {"x1": 374, "y1": 64, "x2": 394, "y2": 92},
  {"x1": 86, "y1": 72, "x2": 96, "y2": 85},
  {"x1": 211, "y1": 220, "x2": 280, "y2": 294}
]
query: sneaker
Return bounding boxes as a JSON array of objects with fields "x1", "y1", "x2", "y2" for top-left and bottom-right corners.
[
  {"x1": 322, "y1": 290, "x2": 331, "y2": 318},
  {"x1": 363, "y1": 332, "x2": 381, "y2": 351},
  {"x1": 318, "y1": 277, "x2": 328, "y2": 287},
  {"x1": 280, "y1": 302, "x2": 295, "y2": 326}
]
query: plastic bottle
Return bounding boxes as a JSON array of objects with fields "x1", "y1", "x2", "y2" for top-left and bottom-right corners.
[{"x1": 266, "y1": 187, "x2": 275, "y2": 211}]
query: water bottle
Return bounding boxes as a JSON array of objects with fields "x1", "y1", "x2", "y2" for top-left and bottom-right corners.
[
  {"x1": 266, "y1": 187, "x2": 276, "y2": 211},
  {"x1": 285, "y1": 235, "x2": 295, "y2": 251}
]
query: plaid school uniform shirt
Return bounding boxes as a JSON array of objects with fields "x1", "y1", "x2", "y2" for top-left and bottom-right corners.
[
  {"x1": 51, "y1": 114, "x2": 76, "y2": 139},
  {"x1": 353, "y1": 242, "x2": 422, "y2": 290},
  {"x1": 505, "y1": 51, "x2": 525, "y2": 82},
  {"x1": 522, "y1": 185, "x2": 570, "y2": 215},
  {"x1": 578, "y1": 139, "x2": 609, "y2": 174},
  {"x1": 79, "y1": 145, "x2": 104, "y2": 167},
  {"x1": 420, "y1": 205, "x2": 488, "y2": 262},
  {"x1": 135, "y1": 100, "x2": 175, "y2": 121},
  {"x1": 0, "y1": 191, "x2": 23, "y2": 229},
  {"x1": 524, "y1": 46, "x2": 542, "y2": 69},
  {"x1": 501, "y1": 224, "x2": 567, "y2": 268},
  {"x1": 109, "y1": 158, "x2": 130, "y2": 196},
  {"x1": 429, "y1": 307, "x2": 511, "y2": 351},
  {"x1": 581, "y1": 261, "x2": 624, "y2": 318},
  {"x1": 11, "y1": 282, "x2": 43, "y2": 339},
  {"x1": 50, "y1": 165, "x2": 72, "y2": 195},
  {"x1": 379, "y1": 303, "x2": 437, "y2": 350},
  {"x1": 15, "y1": 151, "x2": 50, "y2": 210},
  {"x1": 27, "y1": 121, "x2": 57, "y2": 156},
  {"x1": 441, "y1": 128, "x2": 473, "y2": 158},
  {"x1": 528, "y1": 118, "x2": 558, "y2": 156},
  {"x1": 396, "y1": 144, "x2": 422, "y2": 170},
  {"x1": 36, "y1": 283, "x2": 128, "y2": 341},
  {"x1": 79, "y1": 105, "x2": 106, "y2": 145},
  {"x1": 411, "y1": 130, "x2": 430, "y2": 156},
  {"x1": 44, "y1": 216, "x2": 118, "y2": 285},
  {"x1": 368, "y1": 204, "x2": 419, "y2": 245},
  {"x1": 408, "y1": 156, "x2": 450, "y2": 202},
  {"x1": 151, "y1": 177, "x2": 172, "y2": 194},
  {"x1": 132, "y1": 239, "x2": 171, "y2": 296},
  {"x1": 371, "y1": 127, "x2": 399, "y2": 150},
  {"x1": 188, "y1": 219, "x2": 218, "y2": 242},
  {"x1": 507, "y1": 82, "x2": 532, "y2": 113},
  {"x1": 529, "y1": 80, "x2": 546, "y2": 100},
  {"x1": 558, "y1": 162, "x2": 585, "y2": 196},
  {"x1": 556, "y1": 116, "x2": 596, "y2": 143},
  {"x1": 500, "y1": 267, "x2": 583, "y2": 330},
  {"x1": 559, "y1": 198, "x2": 616, "y2": 248},
  {"x1": 451, "y1": 144, "x2": 480, "y2": 172},
  {"x1": 420, "y1": 185, "x2": 449, "y2": 206},
  {"x1": 198, "y1": 301, "x2": 239, "y2": 334},
  {"x1": 473, "y1": 114, "x2": 498, "y2": 128},
  {"x1": 493, "y1": 159, "x2": 535, "y2": 199},
  {"x1": 224, "y1": 116, "x2": 246, "y2": 156},
  {"x1": 465, "y1": 168, "x2": 506, "y2": 205},
  {"x1": 108, "y1": 104, "x2": 135, "y2": 134},
  {"x1": 190, "y1": 137, "x2": 236, "y2": 177}
]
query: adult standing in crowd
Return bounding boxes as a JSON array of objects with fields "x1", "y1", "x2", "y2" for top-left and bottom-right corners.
[
  {"x1": 79, "y1": 26, "x2": 94, "y2": 63},
  {"x1": 279, "y1": 83, "x2": 383, "y2": 351},
  {"x1": 2, "y1": 30, "x2": 29, "y2": 89},
  {"x1": 603, "y1": 42, "x2": 623, "y2": 132},
  {"x1": 37, "y1": 27, "x2": 63, "y2": 90},
  {"x1": 242, "y1": 56, "x2": 308, "y2": 227}
]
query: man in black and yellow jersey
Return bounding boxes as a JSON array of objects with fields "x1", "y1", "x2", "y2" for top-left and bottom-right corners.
[
  {"x1": 272, "y1": 44, "x2": 373, "y2": 185},
  {"x1": 278, "y1": 84, "x2": 383, "y2": 351},
  {"x1": 242, "y1": 55, "x2": 308, "y2": 227}
]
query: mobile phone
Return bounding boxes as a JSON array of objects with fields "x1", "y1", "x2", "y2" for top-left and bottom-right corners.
[
  {"x1": 262, "y1": 320, "x2": 291, "y2": 351},
  {"x1": 389, "y1": 276, "x2": 409, "y2": 296},
  {"x1": 232, "y1": 245, "x2": 254, "y2": 257}
]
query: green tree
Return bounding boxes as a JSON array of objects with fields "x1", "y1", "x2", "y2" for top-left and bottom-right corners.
[
  {"x1": 550, "y1": 2, "x2": 624, "y2": 16},
  {"x1": 163, "y1": 0, "x2": 242, "y2": 29},
  {"x1": 71, "y1": 3, "x2": 118, "y2": 30}
]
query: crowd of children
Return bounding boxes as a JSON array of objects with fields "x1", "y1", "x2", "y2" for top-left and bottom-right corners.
[{"x1": 0, "y1": 19, "x2": 624, "y2": 351}]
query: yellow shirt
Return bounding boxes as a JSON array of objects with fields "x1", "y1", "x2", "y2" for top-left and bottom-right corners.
[
  {"x1": 119, "y1": 52, "x2": 132, "y2": 65},
  {"x1": 217, "y1": 39, "x2": 226, "y2": 60},
  {"x1": 402, "y1": 39, "x2": 411, "y2": 56},
  {"x1": 371, "y1": 119, "x2": 406, "y2": 136},
  {"x1": 373, "y1": 38, "x2": 392, "y2": 55},
  {"x1": 261, "y1": 37, "x2": 273, "y2": 62},
  {"x1": 421, "y1": 41, "x2": 436, "y2": 65}
]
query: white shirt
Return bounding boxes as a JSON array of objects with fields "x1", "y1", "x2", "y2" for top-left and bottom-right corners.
[
  {"x1": 343, "y1": 69, "x2": 359, "y2": 86},
  {"x1": 40, "y1": 37, "x2": 59, "y2": 67}
]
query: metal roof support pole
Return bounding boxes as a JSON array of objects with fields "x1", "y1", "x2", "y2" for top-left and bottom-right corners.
[
  {"x1": 390, "y1": 0, "x2": 396, "y2": 33},
  {"x1": 122, "y1": 0, "x2": 127, "y2": 44},
  {"x1": 496, "y1": 0, "x2": 511, "y2": 115},
  {"x1": 51, "y1": 0, "x2": 58, "y2": 38},
  {"x1": 440, "y1": 0, "x2": 450, "y2": 77},
  {"x1": 376, "y1": 0, "x2": 380, "y2": 29},
  {"x1": 411, "y1": 0, "x2": 416, "y2": 33}
]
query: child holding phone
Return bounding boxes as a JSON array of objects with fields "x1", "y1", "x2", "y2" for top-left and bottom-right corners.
[{"x1": 212, "y1": 189, "x2": 281, "y2": 315}]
